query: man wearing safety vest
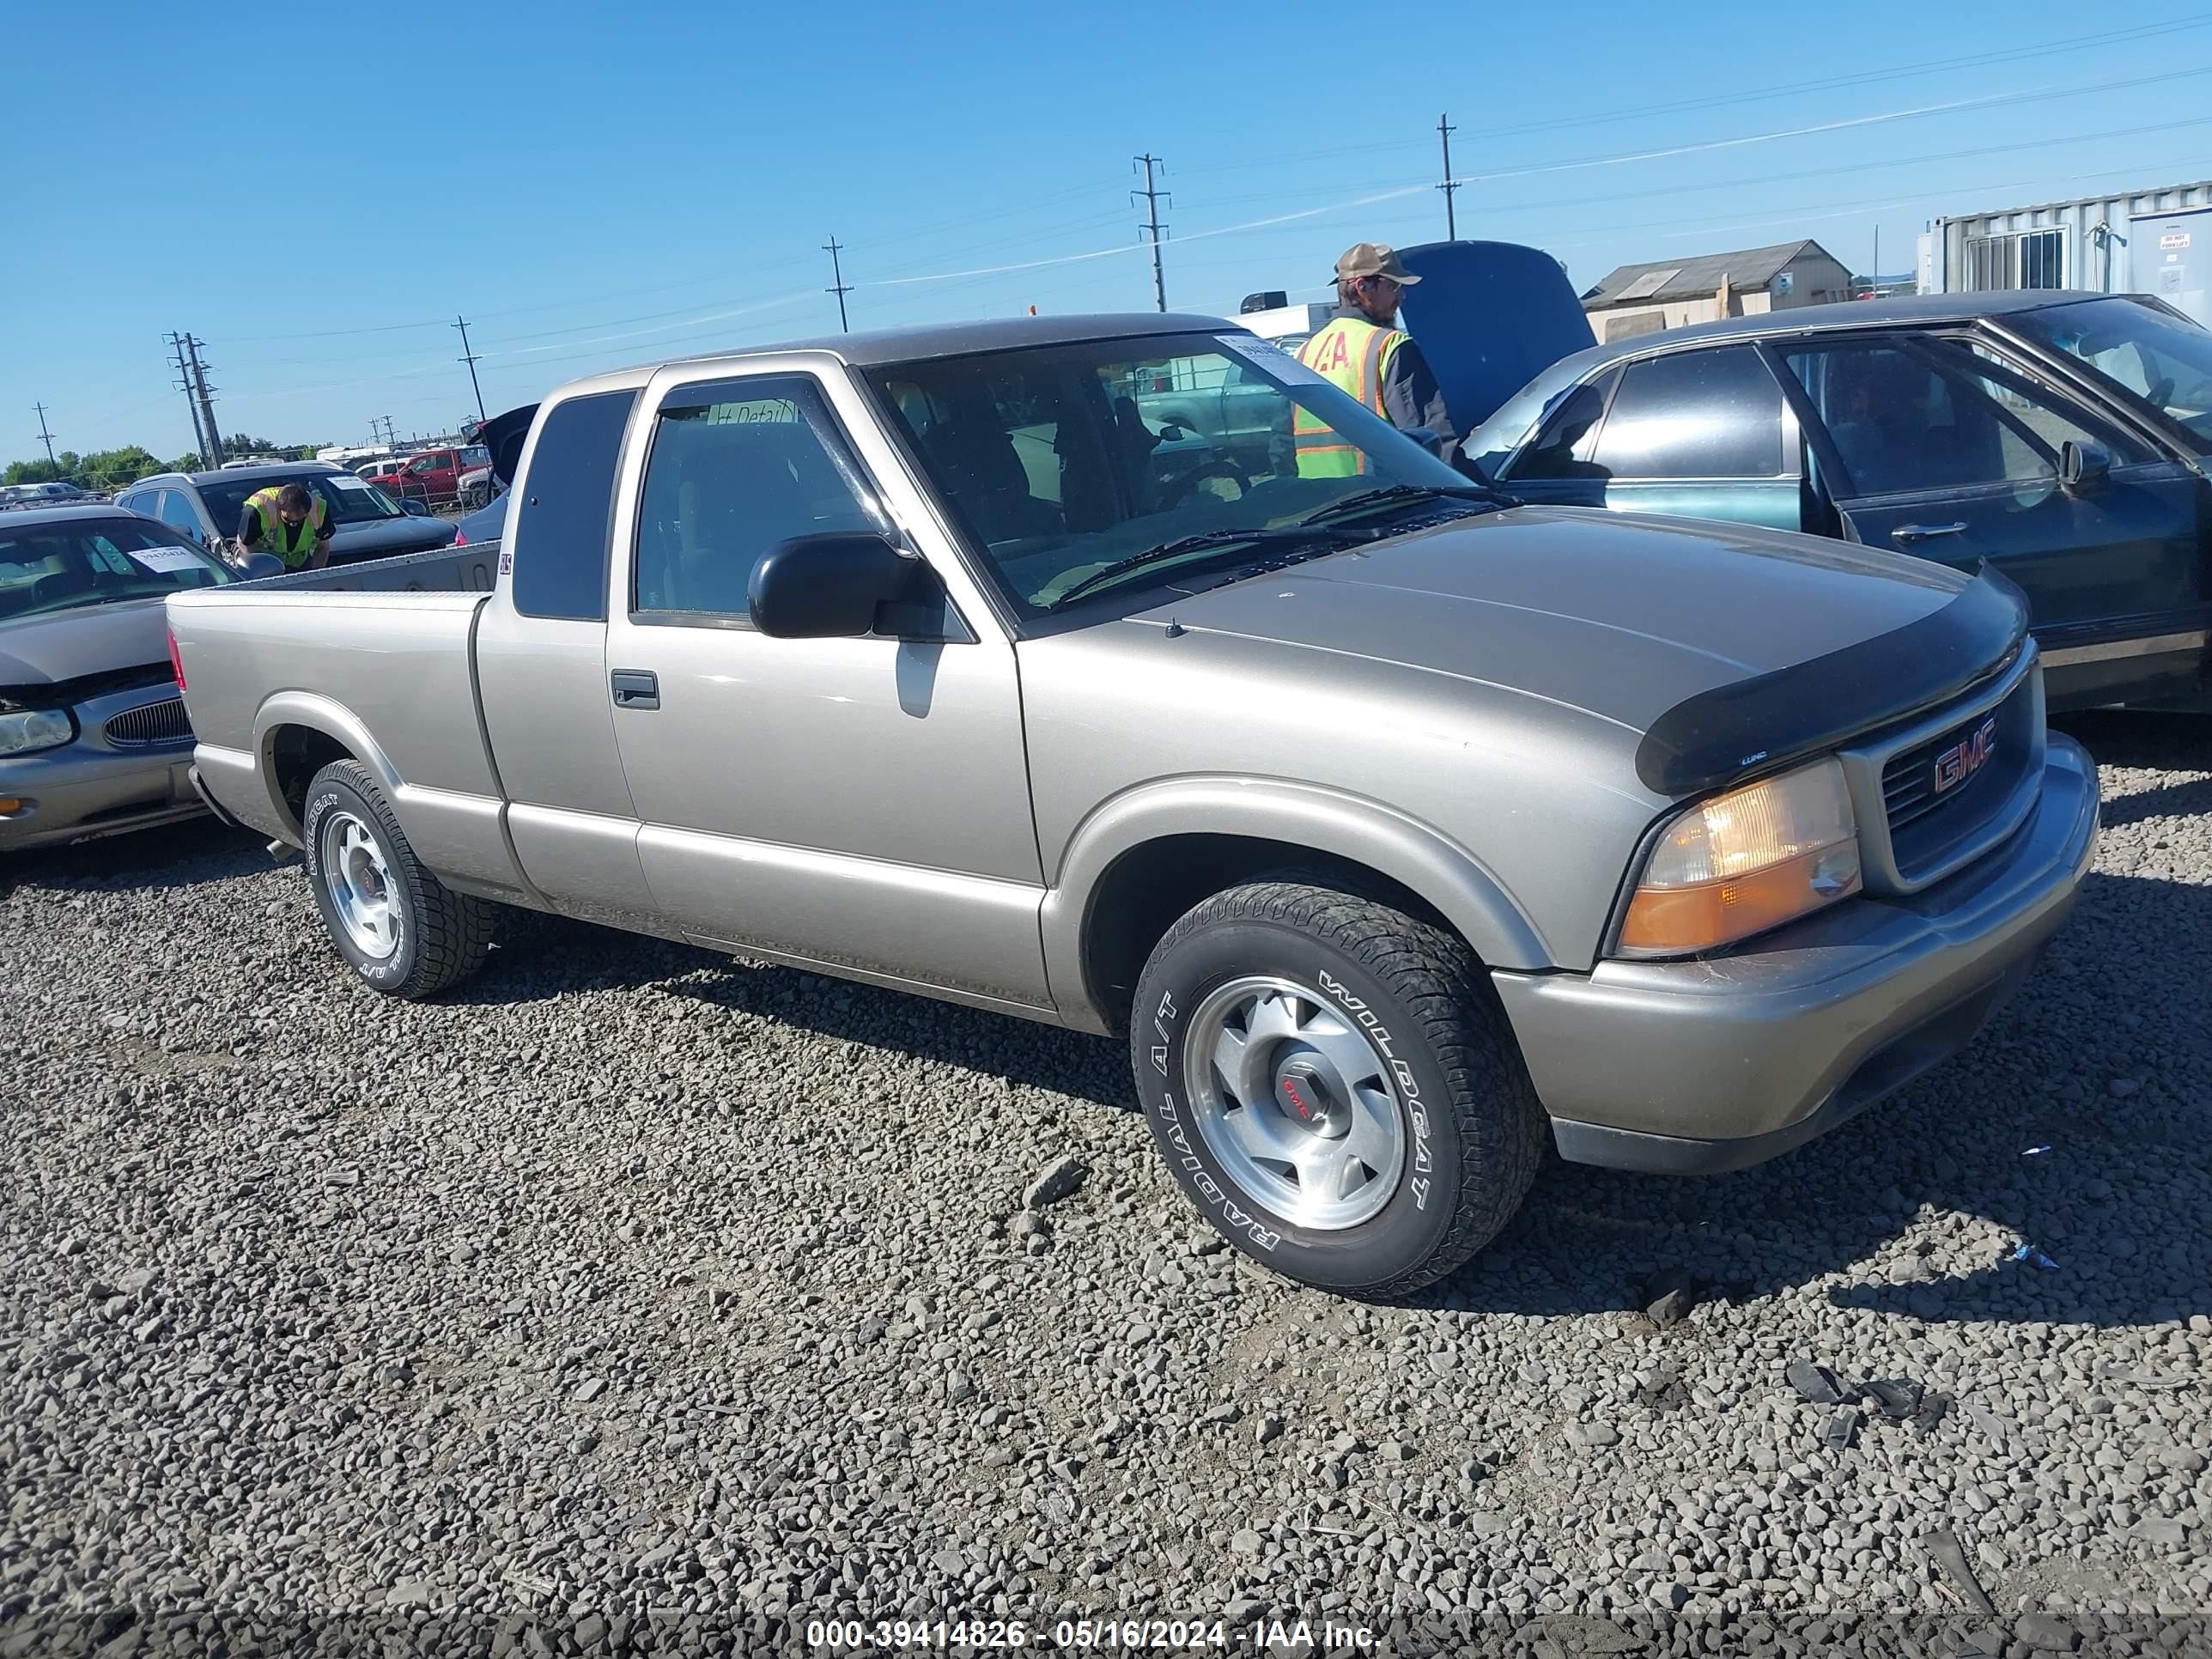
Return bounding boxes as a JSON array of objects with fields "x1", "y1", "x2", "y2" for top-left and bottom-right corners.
[
  {"x1": 1293, "y1": 242, "x2": 1456, "y2": 478},
  {"x1": 235, "y1": 482, "x2": 333, "y2": 570}
]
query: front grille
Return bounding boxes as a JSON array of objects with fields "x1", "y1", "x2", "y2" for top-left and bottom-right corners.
[
  {"x1": 104, "y1": 698, "x2": 191, "y2": 747},
  {"x1": 1878, "y1": 675, "x2": 2039, "y2": 883}
]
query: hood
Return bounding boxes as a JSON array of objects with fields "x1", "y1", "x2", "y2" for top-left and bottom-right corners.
[
  {"x1": 482, "y1": 403, "x2": 538, "y2": 489},
  {"x1": 0, "y1": 596, "x2": 172, "y2": 690},
  {"x1": 330, "y1": 515, "x2": 459, "y2": 562},
  {"x1": 1395, "y1": 240, "x2": 1597, "y2": 433},
  {"x1": 1135, "y1": 508, "x2": 2020, "y2": 793}
]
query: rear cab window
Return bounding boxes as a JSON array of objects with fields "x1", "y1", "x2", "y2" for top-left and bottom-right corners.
[{"x1": 510, "y1": 391, "x2": 640, "y2": 622}]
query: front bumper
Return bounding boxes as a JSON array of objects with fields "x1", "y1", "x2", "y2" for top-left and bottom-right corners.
[
  {"x1": 0, "y1": 742, "x2": 203, "y2": 852},
  {"x1": 1492, "y1": 733, "x2": 2100, "y2": 1174}
]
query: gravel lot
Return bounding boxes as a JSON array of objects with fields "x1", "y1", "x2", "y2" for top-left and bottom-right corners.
[{"x1": 3, "y1": 713, "x2": 2207, "y2": 1658}]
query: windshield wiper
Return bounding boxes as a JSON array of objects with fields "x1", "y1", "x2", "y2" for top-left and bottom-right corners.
[
  {"x1": 1296, "y1": 482, "x2": 1516, "y2": 527},
  {"x1": 1044, "y1": 527, "x2": 1357, "y2": 611}
]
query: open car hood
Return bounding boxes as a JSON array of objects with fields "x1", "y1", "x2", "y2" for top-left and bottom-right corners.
[
  {"x1": 482, "y1": 403, "x2": 538, "y2": 489},
  {"x1": 1394, "y1": 240, "x2": 1596, "y2": 434}
]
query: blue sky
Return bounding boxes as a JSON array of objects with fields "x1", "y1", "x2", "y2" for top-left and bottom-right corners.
[{"x1": 8, "y1": 0, "x2": 2212, "y2": 460}]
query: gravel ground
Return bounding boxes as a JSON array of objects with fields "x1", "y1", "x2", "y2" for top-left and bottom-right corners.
[{"x1": 1, "y1": 713, "x2": 2206, "y2": 1658}]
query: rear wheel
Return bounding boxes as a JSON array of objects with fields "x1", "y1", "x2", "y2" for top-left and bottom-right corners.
[
  {"x1": 301, "y1": 759, "x2": 493, "y2": 999},
  {"x1": 1130, "y1": 876, "x2": 1545, "y2": 1297}
]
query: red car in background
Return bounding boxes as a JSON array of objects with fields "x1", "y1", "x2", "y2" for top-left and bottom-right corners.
[{"x1": 383, "y1": 445, "x2": 489, "y2": 507}]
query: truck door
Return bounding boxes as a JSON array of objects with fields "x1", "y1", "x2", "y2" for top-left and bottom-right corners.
[
  {"x1": 601, "y1": 364, "x2": 1051, "y2": 1012},
  {"x1": 1775, "y1": 332, "x2": 2208, "y2": 709}
]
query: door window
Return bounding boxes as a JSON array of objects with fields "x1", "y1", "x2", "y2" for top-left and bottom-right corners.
[
  {"x1": 1506, "y1": 371, "x2": 1617, "y2": 481},
  {"x1": 157, "y1": 490, "x2": 204, "y2": 537},
  {"x1": 1786, "y1": 338, "x2": 2137, "y2": 498},
  {"x1": 632, "y1": 377, "x2": 891, "y2": 621},
  {"x1": 1589, "y1": 347, "x2": 1786, "y2": 479}
]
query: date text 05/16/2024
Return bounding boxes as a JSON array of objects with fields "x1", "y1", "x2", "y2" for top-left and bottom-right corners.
[{"x1": 803, "y1": 1616, "x2": 1376, "y2": 1650}]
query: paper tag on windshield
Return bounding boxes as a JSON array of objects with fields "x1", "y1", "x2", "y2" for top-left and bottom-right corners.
[
  {"x1": 328, "y1": 475, "x2": 373, "y2": 492},
  {"x1": 1216, "y1": 331, "x2": 1328, "y2": 386},
  {"x1": 126, "y1": 547, "x2": 205, "y2": 575}
]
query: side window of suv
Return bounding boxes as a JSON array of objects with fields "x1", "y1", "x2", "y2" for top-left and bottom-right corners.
[
  {"x1": 1590, "y1": 346, "x2": 1788, "y2": 479},
  {"x1": 632, "y1": 377, "x2": 891, "y2": 622},
  {"x1": 158, "y1": 491, "x2": 205, "y2": 538}
]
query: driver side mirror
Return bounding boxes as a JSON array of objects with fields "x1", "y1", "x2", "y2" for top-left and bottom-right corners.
[
  {"x1": 238, "y1": 551, "x2": 287, "y2": 581},
  {"x1": 1398, "y1": 426, "x2": 1446, "y2": 458},
  {"x1": 401, "y1": 499, "x2": 431, "y2": 517},
  {"x1": 2062, "y1": 439, "x2": 2112, "y2": 495},
  {"x1": 750, "y1": 532, "x2": 934, "y2": 639}
]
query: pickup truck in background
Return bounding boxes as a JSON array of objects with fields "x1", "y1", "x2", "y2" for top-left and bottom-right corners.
[
  {"x1": 381, "y1": 444, "x2": 489, "y2": 507},
  {"x1": 168, "y1": 313, "x2": 2099, "y2": 1297}
]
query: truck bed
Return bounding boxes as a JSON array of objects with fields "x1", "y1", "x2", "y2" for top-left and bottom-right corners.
[{"x1": 167, "y1": 544, "x2": 512, "y2": 883}]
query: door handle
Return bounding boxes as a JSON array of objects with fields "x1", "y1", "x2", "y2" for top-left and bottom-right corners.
[
  {"x1": 1891, "y1": 521, "x2": 1968, "y2": 544},
  {"x1": 610, "y1": 669, "x2": 659, "y2": 711}
]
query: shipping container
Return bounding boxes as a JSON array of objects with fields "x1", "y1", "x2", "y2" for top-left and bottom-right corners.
[{"x1": 1929, "y1": 180, "x2": 2212, "y2": 327}]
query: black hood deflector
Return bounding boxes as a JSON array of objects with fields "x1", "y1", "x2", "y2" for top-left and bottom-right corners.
[{"x1": 1635, "y1": 564, "x2": 2031, "y2": 798}]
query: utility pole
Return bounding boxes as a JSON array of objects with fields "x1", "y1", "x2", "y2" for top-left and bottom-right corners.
[
  {"x1": 167, "y1": 333, "x2": 214, "y2": 467},
  {"x1": 182, "y1": 335, "x2": 223, "y2": 465},
  {"x1": 32, "y1": 403, "x2": 57, "y2": 470},
  {"x1": 453, "y1": 315, "x2": 488, "y2": 426},
  {"x1": 823, "y1": 237, "x2": 853, "y2": 333},
  {"x1": 1437, "y1": 113, "x2": 1461, "y2": 241},
  {"x1": 1133, "y1": 154, "x2": 1170, "y2": 313}
]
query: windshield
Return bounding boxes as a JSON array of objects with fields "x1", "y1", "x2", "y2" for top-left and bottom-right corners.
[
  {"x1": 0, "y1": 517, "x2": 230, "y2": 619},
  {"x1": 198, "y1": 472, "x2": 408, "y2": 532},
  {"x1": 2011, "y1": 295, "x2": 2212, "y2": 453},
  {"x1": 867, "y1": 331, "x2": 1477, "y2": 617}
]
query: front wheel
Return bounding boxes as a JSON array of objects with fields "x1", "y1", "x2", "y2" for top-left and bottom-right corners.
[
  {"x1": 301, "y1": 759, "x2": 493, "y2": 999},
  {"x1": 1130, "y1": 877, "x2": 1545, "y2": 1297}
]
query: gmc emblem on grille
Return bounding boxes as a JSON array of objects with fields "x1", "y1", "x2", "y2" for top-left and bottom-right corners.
[{"x1": 1933, "y1": 716, "x2": 1999, "y2": 794}]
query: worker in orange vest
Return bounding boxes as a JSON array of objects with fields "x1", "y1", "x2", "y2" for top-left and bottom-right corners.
[{"x1": 1293, "y1": 243, "x2": 1456, "y2": 477}]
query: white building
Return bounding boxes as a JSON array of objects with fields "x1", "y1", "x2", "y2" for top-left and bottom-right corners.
[{"x1": 1920, "y1": 179, "x2": 2212, "y2": 328}]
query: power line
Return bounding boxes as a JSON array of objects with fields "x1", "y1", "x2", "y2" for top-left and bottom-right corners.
[
  {"x1": 823, "y1": 237, "x2": 853, "y2": 333},
  {"x1": 1437, "y1": 114, "x2": 1459, "y2": 240},
  {"x1": 32, "y1": 404, "x2": 56, "y2": 469},
  {"x1": 1133, "y1": 154, "x2": 1170, "y2": 313},
  {"x1": 1168, "y1": 11, "x2": 2212, "y2": 181},
  {"x1": 453, "y1": 315, "x2": 488, "y2": 426}
]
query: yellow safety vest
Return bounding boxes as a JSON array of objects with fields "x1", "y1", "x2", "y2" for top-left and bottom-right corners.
[
  {"x1": 244, "y1": 486, "x2": 330, "y2": 568},
  {"x1": 1293, "y1": 314, "x2": 1408, "y2": 477}
]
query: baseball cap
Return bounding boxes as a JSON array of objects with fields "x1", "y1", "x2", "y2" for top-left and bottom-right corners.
[{"x1": 1334, "y1": 242, "x2": 1421, "y2": 285}]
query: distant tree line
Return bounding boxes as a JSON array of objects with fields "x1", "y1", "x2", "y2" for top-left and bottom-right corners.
[{"x1": 4, "y1": 434, "x2": 325, "y2": 492}]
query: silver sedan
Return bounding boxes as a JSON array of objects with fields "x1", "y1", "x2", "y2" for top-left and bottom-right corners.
[{"x1": 1, "y1": 505, "x2": 272, "y2": 852}]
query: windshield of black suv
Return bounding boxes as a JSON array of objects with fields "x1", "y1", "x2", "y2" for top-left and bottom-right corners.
[
  {"x1": 866, "y1": 331, "x2": 1485, "y2": 617},
  {"x1": 0, "y1": 516, "x2": 231, "y2": 619},
  {"x1": 198, "y1": 471, "x2": 409, "y2": 532},
  {"x1": 2012, "y1": 295, "x2": 2212, "y2": 453}
]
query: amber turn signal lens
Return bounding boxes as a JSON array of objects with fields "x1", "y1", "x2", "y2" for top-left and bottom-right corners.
[{"x1": 1618, "y1": 758, "x2": 1861, "y2": 957}]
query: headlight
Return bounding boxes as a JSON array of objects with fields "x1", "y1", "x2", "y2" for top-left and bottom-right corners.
[
  {"x1": 1617, "y1": 757, "x2": 1861, "y2": 957},
  {"x1": 0, "y1": 708, "x2": 76, "y2": 758}
]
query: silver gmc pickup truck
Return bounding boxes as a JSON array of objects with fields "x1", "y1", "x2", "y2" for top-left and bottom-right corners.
[{"x1": 168, "y1": 313, "x2": 2099, "y2": 1296}]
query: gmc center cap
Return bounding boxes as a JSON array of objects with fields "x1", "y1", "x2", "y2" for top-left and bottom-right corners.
[{"x1": 1274, "y1": 1054, "x2": 1351, "y2": 1139}]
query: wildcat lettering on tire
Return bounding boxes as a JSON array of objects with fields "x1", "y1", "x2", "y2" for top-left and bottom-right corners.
[{"x1": 1129, "y1": 873, "x2": 1546, "y2": 1298}]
